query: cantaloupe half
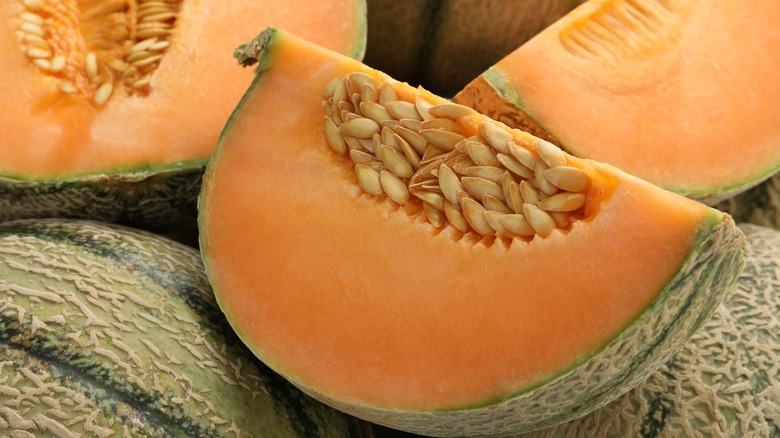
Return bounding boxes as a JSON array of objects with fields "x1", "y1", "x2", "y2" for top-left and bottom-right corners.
[
  {"x1": 0, "y1": 0, "x2": 365, "y2": 226},
  {"x1": 455, "y1": 0, "x2": 780, "y2": 205},
  {"x1": 198, "y1": 28, "x2": 746, "y2": 436}
]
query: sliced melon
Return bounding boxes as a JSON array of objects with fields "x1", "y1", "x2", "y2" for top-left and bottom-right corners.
[
  {"x1": 198, "y1": 28, "x2": 745, "y2": 436},
  {"x1": 520, "y1": 223, "x2": 780, "y2": 438},
  {"x1": 0, "y1": 0, "x2": 366, "y2": 226},
  {"x1": 455, "y1": 0, "x2": 780, "y2": 204}
]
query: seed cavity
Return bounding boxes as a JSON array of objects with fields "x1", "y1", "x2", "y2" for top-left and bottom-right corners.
[
  {"x1": 323, "y1": 73, "x2": 598, "y2": 241},
  {"x1": 17, "y1": 0, "x2": 182, "y2": 106}
]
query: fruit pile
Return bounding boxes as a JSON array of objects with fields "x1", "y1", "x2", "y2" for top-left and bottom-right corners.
[{"x1": 1, "y1": 1, "x2": 778, "y2": 437}]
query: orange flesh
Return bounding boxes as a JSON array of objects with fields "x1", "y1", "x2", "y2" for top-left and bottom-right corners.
[
  {"x1": 201, "y1": 31, "x2": 713, "y2": 410},
  {"x1": 0, "y1": 0, "x2": 363, "y2": 179},
  {"x1": 479, "y1": 0, "x2": 780, "y2": 193}
]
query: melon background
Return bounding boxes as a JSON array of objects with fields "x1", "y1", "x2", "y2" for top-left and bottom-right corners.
[{"x1": 363, "y1": 0, "x2": 584, "y2": 96}]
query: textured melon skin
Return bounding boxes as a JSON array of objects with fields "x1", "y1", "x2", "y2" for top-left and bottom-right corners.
[
  {"x1": 519, "y1": 224, "x2": 780, "y2": 438},
  {"x1": 716, "y1": 174, "x2": 780, "y2": 231},
  {"x1": 0, "y1": 167, "x2": 202, "y2": 228},
  {"x1": 0, "y1": 219, "x2": 369, "y2": 437}
]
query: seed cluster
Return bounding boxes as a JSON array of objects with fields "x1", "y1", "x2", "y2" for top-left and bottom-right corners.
[
  {"x1": 323, "y1": 73, "x2": 594, "y2": 239},
  {"x1": 17, "y1": 0, "x2": 180, "y2": 105}
]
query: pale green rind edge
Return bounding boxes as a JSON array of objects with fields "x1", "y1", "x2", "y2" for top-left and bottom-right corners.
[
  {"x1": 295, "y1": 213, "x2": 746, "y2": 437},
  {"x1": 476, "y1": 67, "x2": 780, "y2": 206}
]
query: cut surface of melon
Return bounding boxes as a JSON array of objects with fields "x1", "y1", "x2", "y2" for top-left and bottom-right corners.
[
  {"x1": 455, "y1": 0, "x2": 780, "y2": 203},
  {"x1": 1, "y1": 0, "x2": 365, "y2": 180},
  {"x1": 199, "y1": 28, "x2": 745, "y2": 436}
]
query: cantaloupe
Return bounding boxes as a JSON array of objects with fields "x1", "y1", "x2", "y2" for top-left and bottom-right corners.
[
  {"x1": 520, "y1": 223, "x2": 780, "y2": 438},
  {"x1": 198, "y1": 28, "x2": 745, "y2": 436},
  {"x1": 0, "y1": 218, "x2": 371, "y2": 437},
  {"x1": 364, "y1": 0, "x2": 583, "y2": 96},
  {"x1": 455, "y1": 0, "x2": 780, "y2": 205},
  {"x1": 0, "y1": 0, "x2": 366, "y2": 227}
]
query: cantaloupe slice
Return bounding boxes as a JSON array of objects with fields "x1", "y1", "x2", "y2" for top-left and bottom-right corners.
[
  {"x1": 0, "y1": 0, "x2": 365, "y2": 226},
  {"x1": 455, "y1": 0, "x2": 780, "y2": 204},
  {"x1": 198, "y1": 28, "x2": 745, "y2": 436}
]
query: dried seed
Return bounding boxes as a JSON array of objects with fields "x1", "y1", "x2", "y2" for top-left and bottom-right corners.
[
  {"x1": 131, "y1": 37, "x2": 159, "y2": 53},
  {"x1": 324, "y1": 116, "x2": 347, "y2": 155},
  {"x1": 423, "y1": 202, "x2": 446, "y2": 227},
  {"x1": 85, "y1": 52, "x2": 98, "y2": 77},
  {"x1": 396, "y1": 134, "x2": 421, "y2": 169},
  {"x1": 384, "y1": 100, "x2": 421, "y2": 121},
  {"x1": 461, "y1": 166, "x2": 505, "y2": 184},
  {"x1": 400, "y1": 119, "x2": 423, "y2": 131},
  {"x1": 365, "y1": 161, "x2": 388, "y2": 173},
  {"x1": 323, "y1": 77, "x2": 339, "y2": 97},
  {"x1": 544, "y1": 166, "x2": 591, "y2": 192},
  {"x1": 479, "y1": 122, "x2": 513, "y2": 154},
  {"x1": 351, "y1": 92, "x2": 362, "y2": 111},
  {"x1": 444, "y1": 200, "x2": 470, "y2": 233},
  {"x1": 20, "y1": 12, "x2": 44, "y2": 25},
  {"x1": 412, "y1": 160, "x2": 442, "y2": 182},
  {"x1": 507, "y1": 181, "x2": 525, "y2": 213},
  {"x1": 380, "y1": 171, "x2": 409, "y2": 204},
  {"x1": 378, "y1": 145, "x2": 414, "y2": 178},
  {"x1": 415, "y1": 96, "x2": 434, "y2": 121},
  {"x1": 420, "y1": 118, "x2": 464, "y2": 134},
  {"x1": 337, "y1": 100, "x2": 355, "y2": 113},
  {"x1": 341, "y1": 110, "x2": 359, "y2": 123},
  {"x1": 483, "y1": 195, "x2": 513, "y2": 213},
  {"x1": 536, "y1": 139, "x2": 567, "y2": 168},
  {"x1": 344, "y1": 135, "x2": 363, "y2": 151},
  {"x1": 427, "y1": 103, "x2": 475, "y2": 119},
  {"x1": 438, "y1": 164, "x2": 462, "y2": 205},
  {"x1": 452, "y1": 156, "x2": 476, "y2": 174},
  {"x1": 20, "y1": 22, "x2": 44, "y2": 37},
  {"x1": 523, "y1": 203, "x2": 557, "y2": 237},
  {"x1": 419, "y1": 145, "x2": 447, "y2": 165},
  {"x1": 23, "y1": 0, "x2": 44, "y2": 11},
  {"x1": 355, "y1": 164, "x2": 384, "y2": 195},
  {"x1": 419, "y1": 129, "x2": 465, "y2": 152},
  {"x1": 520, "y1": 180, "x2": 541, "y2": 204},
  {"x1": 26, "y1": 47, "x2": 51, "y2": 59},
  {"x1": 460, "y1": 197, "x2": 494, "y2": 236},
  {"x1": 551, "y1": 212, "x2": 569, "y2": 228},
  {"x1": 501, "y1": 172, "x2": 516, "y2": 207},
  {"x1": 394, "y1": 125, "x2": 428, "y2": 155},
  {"x1": 339, "y1": 117, "x2": 380, "y2": 139},
  {"x1": 413, "y1": 191, "x2": 445, "y2": 211},
  {"x1": 361, "y1": 83, "x2": 378, "y2": 104},
  {"x1": 538, "y1": 193, "x2": 587, "y2": 212},
  {"x1": 461, "y1": 177, "x2": 505, "y2": 203},
  {"x1": 141, "y1": 11, "x2": 177, "y2": 22},
  {"x1": 358, "y1": 138, "x2": 374, "y2": 152},
  {"x1": 379, "y1": 83, "x2": 397, "y2": 105},
  {"x1": 93, "y1": 82, "x2": 113, "y2": 106},
  {"x1": 49, "y1": 55, "x2": 66, "y2": 72},
  {"x1": 484, "y1": 211, "x2": 512, "y2": 237},
  {"x1": 535, "y1": 162, "x2": 559, "y2": 196},
  {"x1": 350, "y1": 149, "x2": 374, "y2": 164},
  {"x1": 499, "y1": 214, "x2": 536, "y2": 236},
  {"x1": 497, "y1": 153, "x2": 535, "y2": 179},
  {"x1": 465, "y1": 141, "x2": 501, "y2": 167},
  {"x1": 148, "y1": 40, "x2": 171, "y2": 51},
  {"x1": 333, "y1": 77, "x2": 348, "y2": 103},
  {"x1": 136, "y1": 28, "x2": 170, "y2": 39},
  {"x1": 508, "y1": 141, "x2": 538, "y2": 170},
  {"x1": 132, "y1": 54, "x2": 163, "y2": 68},
  {"x1": 57, "y1": 80, "x2": 76, "y2": 94},
  {"x1": 348, "y1": 72, "x2": 378, "y2": 89}
]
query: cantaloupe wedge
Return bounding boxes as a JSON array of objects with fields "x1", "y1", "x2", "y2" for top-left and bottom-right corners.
[
  {"x1": 198, "y1": 28, "x2": 745, "y2": 436},
  {"x1": 0, "y1": 0, "x2": 365, "y2": 226},
  {"x1": 455, "y1": 0, "x2": 780, "y2": 204}
]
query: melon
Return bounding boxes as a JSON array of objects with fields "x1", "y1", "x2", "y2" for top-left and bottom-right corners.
[
  {"x1": 520, "y1": 223, "x2": 780, "y2": 438},
  {"x1": 454, "y1": 0, "x2": 780, "y2": 205},
  {"x1": 0, "y1": 0, "x2": 366, "y2": 227},
  {"x1": 364, "y1": 0, "x2": 583, "y2": 96},
  {"x1": 0, "y1": 218, "x2": 370, "y2": 437},
  {"x1": 198, "y1": 28, "x2": 745, "y2": 436}
]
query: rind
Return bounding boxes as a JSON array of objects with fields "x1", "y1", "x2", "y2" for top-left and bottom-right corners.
[
  {"x1": 520, "y1": 223, "x2": 780, "y2": 437},
  {"x1": 295, "y1": 215, "x2": 745, "y2": 436},
  {"x1": 0, "y1": 167, "x2": 203, "y2": 228},
  {"x1": 0, "y1": 219, "x2": 368, "y2": 437}
]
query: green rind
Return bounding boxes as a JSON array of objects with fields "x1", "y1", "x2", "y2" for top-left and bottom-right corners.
[
  {"x1": 716, "y1": 174, "x2": 780, "y2": 231},
  {"x1": 462, "y1": 68, "x2": 780, "y2": 206},
  {"x1": 294, "y1": 213, "x2": 745, "y2": 436},
  {"x1": 0, "y1": 165, "x2": 204, "y2": 229},
  {"x1": 520, "y1": 223, "x2": 780, "y2": 438},
  {"x1": 0, "y1": 219, "x2": 369, "y2": 437}
]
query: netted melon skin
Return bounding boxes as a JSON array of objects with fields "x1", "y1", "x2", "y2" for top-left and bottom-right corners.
[
  {"x1": 0, "y1": 219, "x2": 368, "y2": 437},
  {"x1": 296, "y1": 217, "x2": 745, "y2": 437},
  {"x1": 0, "y1": 168, "x2": 202, "y2": 229},
  {"x1": 717, "y1": 174, "x2": 780, "y2": 231},
  {"x1": 520, "y1": 223, "x2": 780, "y2": 438}
]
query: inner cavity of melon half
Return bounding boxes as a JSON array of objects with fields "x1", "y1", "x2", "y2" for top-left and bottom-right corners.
[
  {"x1": 323, "y1": 72, "x2": 607, "y2": 239},
  {"x1": 15, "y1": 0, "x2": 181, "y2": 106}
]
